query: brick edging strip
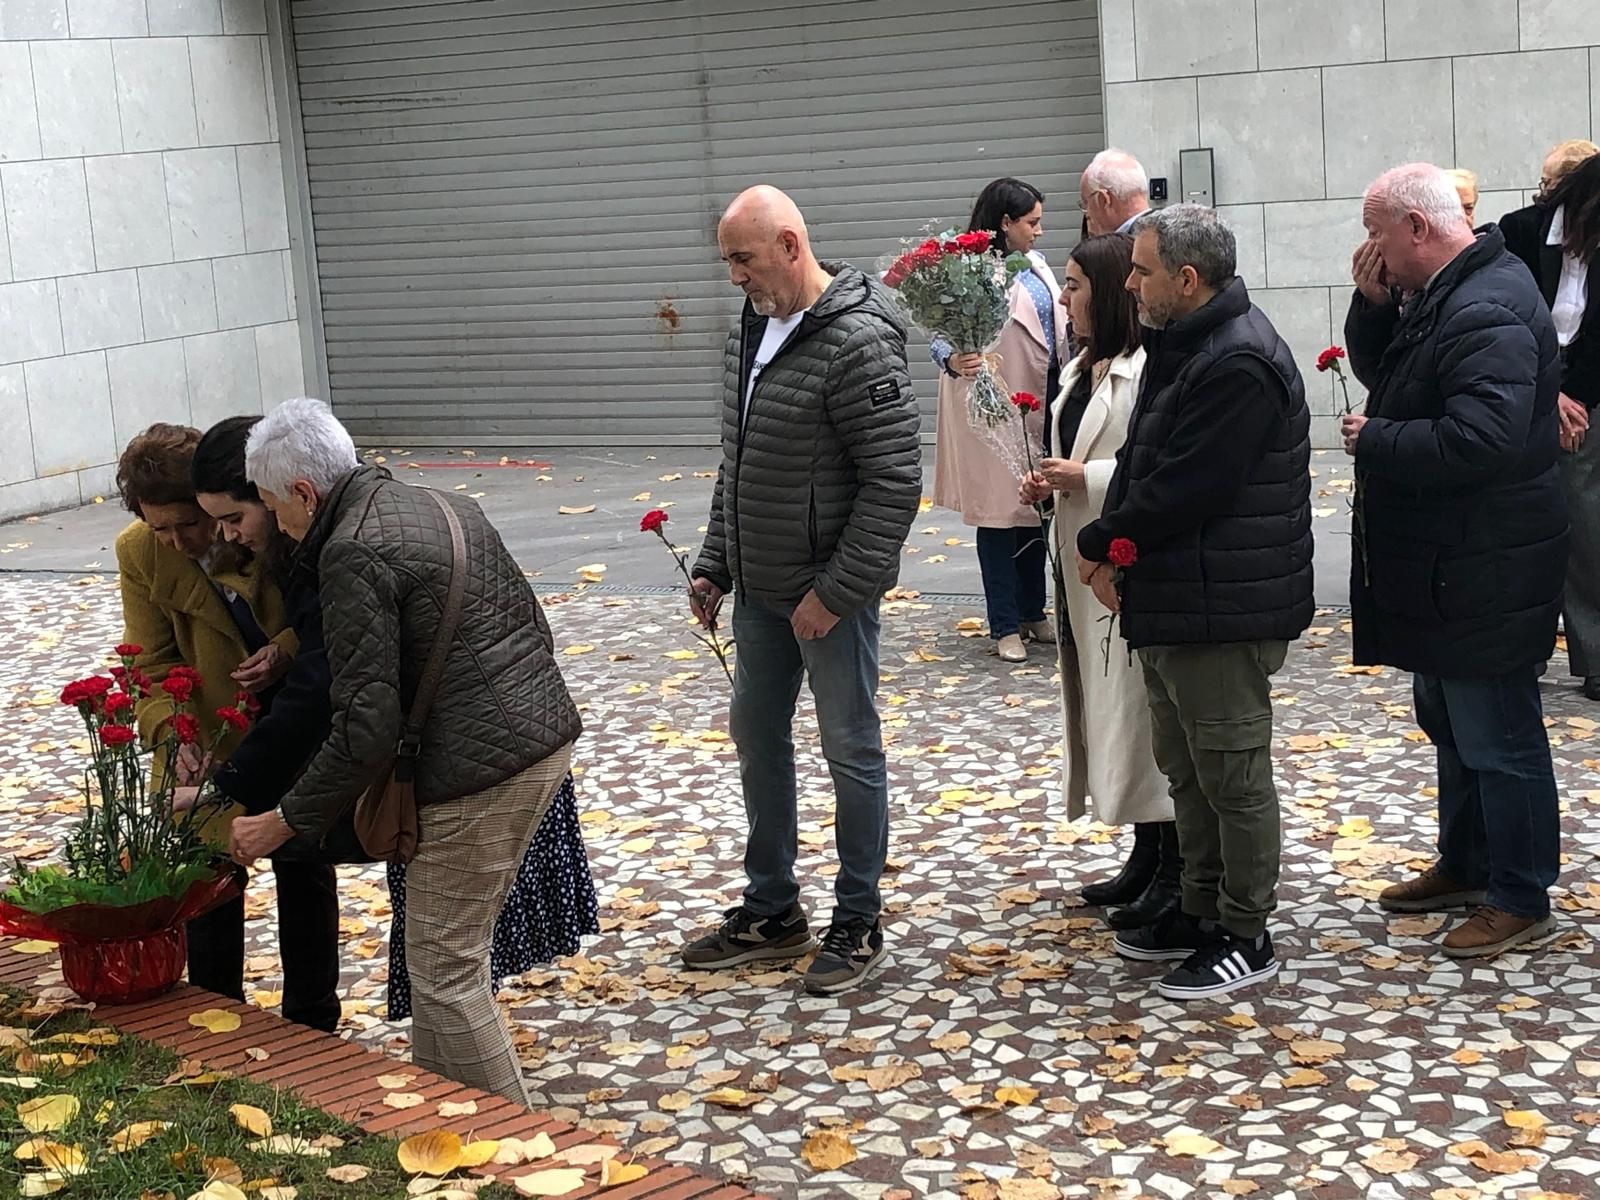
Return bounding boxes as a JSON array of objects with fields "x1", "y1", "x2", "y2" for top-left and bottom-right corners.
[{"x1": 0, "y1": 937, "x2": 771, "y2": 1199}]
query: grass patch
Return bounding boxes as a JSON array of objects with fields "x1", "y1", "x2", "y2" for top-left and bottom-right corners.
[{"x1": 0, "y1": 986, "x2": 511, "y2": 1199}]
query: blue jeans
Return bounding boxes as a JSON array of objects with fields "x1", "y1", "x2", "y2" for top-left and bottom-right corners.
[
  {"x1": 729, "y1": 596, "x2": 890, "y2": 925},
  {"x1": 974, "y1": 526, "x2": 1047, "y2": 638},
  {"x1": 1413, "y1": 669, "x2": 1560, "y2": 919}
]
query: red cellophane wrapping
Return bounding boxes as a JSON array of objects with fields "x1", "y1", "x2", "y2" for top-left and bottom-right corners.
[{"x1": 0, "y1": 867, "x2": 241, "y2": 1005}]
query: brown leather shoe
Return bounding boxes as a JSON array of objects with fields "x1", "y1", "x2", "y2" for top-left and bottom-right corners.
[
  {"x1": 1440, "y1": 907, "x2": 1556, "y2": 959},
  {"x1": 1378, "y1": 865, "x2": 1487, "y2": 913}
]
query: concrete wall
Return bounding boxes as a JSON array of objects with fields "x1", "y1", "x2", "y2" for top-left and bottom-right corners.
[
  {"x1": 0, "y1": 0, "x2": 305, "y2": 521},
  {"x1": 1101, "y1": 0, "x2": 1600, "y2": 445}
]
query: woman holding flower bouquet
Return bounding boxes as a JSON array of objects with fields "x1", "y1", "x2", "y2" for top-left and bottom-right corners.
[
  {"x1": 932, "y1": 177, "x2": 1068, "y2": 663},
  {"x1": 1019, "y1": 234, "x2": 1176, "y2": 929},
  {"x1": 113, "y1": 423, "x2": 341, "y2": 1029}
]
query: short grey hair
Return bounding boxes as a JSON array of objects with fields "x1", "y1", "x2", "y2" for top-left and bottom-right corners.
[
  {"x1": 1131, "y1": 203, "x2": 1237, "y2": 288},
  {"x1": 1083, "y1": 148, "x2": 1148, "y2": 201},
  {"x1": 1367, "y1": 163, "x2": 1472, "y2": 233},
  {"x1": 245, "y1": 397, "x2": 359, "y2": 498}
]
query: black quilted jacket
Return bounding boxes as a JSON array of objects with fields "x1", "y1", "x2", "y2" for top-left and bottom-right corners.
[
  {"x1": 692, "y1": 263, "x2": 922, "y2": 615},
  {"x1": 277, "y1": 467, "x2": 581, "y2": 842}
]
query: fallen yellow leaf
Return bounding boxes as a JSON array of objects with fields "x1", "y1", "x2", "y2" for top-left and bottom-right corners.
[
  {"x1": 600, "y1": 1158, "x2": 651, "y2": 1187},
  {"x1": 383, "y1": 1092, "x2": 426, "y2": 1110},
  {"x1": 187, "y1": 1009, "x2": 242, "y2": 1034},
  {"x1": 458, "y1": 1140, "x2": 499, "y2": 1168},
  {"x1": 801, "y1": 1129, "x2": 857, "y2": 1171},
  {"x1": 375, "y1": 1074, "x2": 417, "y2": 1090},
  {"x1": 557, "y1": 505, "x2": 596, "y2": 515},
  {"x1": 110, "y1": 1121, "x2": 170, "y2": 1152},
  {"x1": 1163, "y1": 1132, "x2": 1224, "y2": 1157},
  {"x1": 995, "y1": 1085, "x2": 1039, "y2": 1107},
  {"x1": 20, "y1": 1174, "x2": 67, "y2": 1197},
  {"x1": 324, "y1": 1165, "x2": 371, "y2": 1183},
  {"x1": 398, "y1": 1130, "x2": 463, "y2": 1176},
  {"x1": 18, "y1": 1095, "x2": 79, "y2": 1133},
  {"x1": 438, "y1": 1100, "x2": 478, "y2": 1118},
  {"x1": 11, "y1": 940, "x2": 55, "y2": 954},
  {"x1": 228, "y1": 1104, "x2": 272, "y2": 1138},
  {"x1": 512, "y1": 1168, "x2": 587, "y2": 1197},
  {"x1": 188, "y1": 1185, "x2": 248, "y2": 1200},
  {"x1": 1282, "y1": 1068, "x2": 1329, "y2": 1088},
  {"x1": 704, "y1": 1087, "x2": 759, "y2": 1108}
]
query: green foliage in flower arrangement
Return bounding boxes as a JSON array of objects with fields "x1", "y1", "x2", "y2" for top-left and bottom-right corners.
[{"x1": 0, "y1": 648, "x2": 253, "y2": 917}]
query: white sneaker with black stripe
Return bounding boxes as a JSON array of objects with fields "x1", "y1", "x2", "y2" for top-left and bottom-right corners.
[{"x1": 1156, "y1": 930, "x2": 1278, "y2": 1000}]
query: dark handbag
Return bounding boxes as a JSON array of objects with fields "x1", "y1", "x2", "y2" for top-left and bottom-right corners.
[{"x1": 353, "y1": 490, "x2": 468, "y2": 865}]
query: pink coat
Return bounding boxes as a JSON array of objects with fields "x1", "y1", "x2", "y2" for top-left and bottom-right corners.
[{"x1": 932, "y1": 257, "x2": 1069, "y2": 528}]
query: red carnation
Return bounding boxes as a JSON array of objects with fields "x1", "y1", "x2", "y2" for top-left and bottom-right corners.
[
  {"x1": 1315, "y1": 345, "x2": 1346, "y2": 373},
  {"x1": 60, "y1": 676, "x2": 114, "y2": 709},
  {"x1": 166, "y1": 665, "x2": 203, "y2": 684},
  {"x1": 1108, "y1": 538, "x2": 1139, "y2": 569},
  {"x1": 955, "y1": 230, "x2": 994, "y2": 253},
  {"x1": 160, "y1": 675, "x2": 195, "y2": 705},
  {"x1": 640, "y1": 509, "x2": 669, "y2": 534},
  {"x1": 1011, "y1": 391, "x2": 1041, "y2": 413},
  {"x1": 114, "y1": 643, "x2": 142, "y2": 659},
  {"x1": 234, "y1": 690, "x2": 261, "y2": 716},
  {"x1": 103, "y1": 691, "x2": 132, "y2": 716},
  {"x1": 173, "y1": 713, "x2": 201, "y2": 745},
  {"x1": 216, "y1": 706, "x2": 250, "y2": 733},
  {"x1": 99, "y1": 724, "x2": 137, "y2": 747}
]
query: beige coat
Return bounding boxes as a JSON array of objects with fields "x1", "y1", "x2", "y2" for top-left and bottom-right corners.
[
  {"x1": 933, "y1": 256, "x2": 1069, "y2": 528},
  {"x1": 1049, "y1": 346, "x2": 1172, "y2": 827}
]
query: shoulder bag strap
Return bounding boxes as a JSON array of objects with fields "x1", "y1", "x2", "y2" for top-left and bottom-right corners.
[{"x1": 398, "y1": 491, "x2": 468, "y2": 758}]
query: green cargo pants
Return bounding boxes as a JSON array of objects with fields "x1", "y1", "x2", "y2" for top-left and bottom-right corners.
[{"x1": 1139, "y1": 640, "x2": 1289, "y2": 939}]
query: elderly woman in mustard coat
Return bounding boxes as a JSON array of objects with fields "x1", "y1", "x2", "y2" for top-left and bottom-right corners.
[
  {"x1": 933, "y1": 177, "x2": 1068, "y2": 663},
  {"x1": 1022, "y1": 233, "x2": 1176, "y2": 932},
  {"x1": 114, "y1": 422, "x2": 340, "y2": 1031}
]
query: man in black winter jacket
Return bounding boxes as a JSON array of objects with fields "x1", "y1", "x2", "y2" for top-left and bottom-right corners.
[
  {"x1": 1077, "y1": 203, "x2": 1313, "y2": 1002},
  {"x1": 1344, "y1": 162, "x2": 1567, "y2": 960}
]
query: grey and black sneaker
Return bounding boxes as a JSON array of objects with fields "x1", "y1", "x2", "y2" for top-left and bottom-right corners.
[
  {"x1": 679, "y1": 904, "x2": 813, "y2": 969},
  {"x1": 804, "y1": 919, "x2": 887, "y2": 996},
  {"x1": 1157, "y1": 930, "x2": 1279, "y2": 1000},
  {"x1": 1113, "y1": 908, "x2": 1217, "y2": 962}
]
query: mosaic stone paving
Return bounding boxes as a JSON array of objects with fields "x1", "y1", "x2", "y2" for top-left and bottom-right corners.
[{"x1": 3, "y1": 571, "x2": 1600, "y2": 1200}]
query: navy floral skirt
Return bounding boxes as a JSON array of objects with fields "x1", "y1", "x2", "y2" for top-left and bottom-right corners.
[{"x1": 384, "y1": 772, "x2": 598, "y2": 1021}]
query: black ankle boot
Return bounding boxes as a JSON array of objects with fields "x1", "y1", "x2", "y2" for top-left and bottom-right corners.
[
  {"x1": 1081, "y1": 823, "x2": 1160, "y2": 907},
  {"x1": 1108, "y1": 822, "x2": 1183, "y2": 930}
]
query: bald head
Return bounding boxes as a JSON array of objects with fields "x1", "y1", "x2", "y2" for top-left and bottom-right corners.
[
  {"x1": 1361, "y1": 163, "x2": 1476, "y2": 293},
  {"x1": 721, "y1": 185, "x2": 809, "y2": 243},
  {"x1": 718, "y1": 184, "x2": 830, "y2": 317}
]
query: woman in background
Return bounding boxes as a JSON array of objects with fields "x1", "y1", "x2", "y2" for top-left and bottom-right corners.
[
  {"x1": 932, "y1": 176, "x2": 1068, "y2": 663},
  {"x1": 1021, "y1": 233, "x2": 1177, "y2": 930}
]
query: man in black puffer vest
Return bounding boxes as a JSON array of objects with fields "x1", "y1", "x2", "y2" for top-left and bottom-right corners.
[
  {"x1": 1343, "y1": 163, "x2": 1567, "y2": 961},
  {"x1": 1076, "y1": 204, "x2": 1313, "y2": 1002}
]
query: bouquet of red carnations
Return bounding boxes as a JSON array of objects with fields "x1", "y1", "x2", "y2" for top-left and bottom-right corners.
[
  {"x1": 0, "y1": 646, "x2": 250, "y2": 1002},
  {"x1": 880, "y1": 229, "x2": 1032, "y2": 437}
]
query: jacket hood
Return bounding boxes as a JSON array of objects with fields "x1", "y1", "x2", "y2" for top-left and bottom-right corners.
[{"x1": 741, "y1": 262, "x2": 906, "y2": 333}]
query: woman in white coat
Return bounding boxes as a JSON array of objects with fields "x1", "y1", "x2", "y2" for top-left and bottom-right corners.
[
  {"x1": 933, "y1": 177, "x2": 1069, "y2": 663},
  {"x1": 1021, "y1": 232, "x2": 1177, "y2": 931}
]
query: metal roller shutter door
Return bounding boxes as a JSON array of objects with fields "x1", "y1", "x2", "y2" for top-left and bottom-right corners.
[{"x1": 288, "y1": 0, "x2": 1105, "y2": 445}]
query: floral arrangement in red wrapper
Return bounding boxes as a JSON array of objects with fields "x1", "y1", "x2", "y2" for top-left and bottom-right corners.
[
  {"x1": 879, "y1": 226, "x2": 1032, "y2": 438},
  {"x1": 0, "y1": 645, "x2": 247, "y2": 1000},
  {"x1": 1100, "y1": 538, "x2": 1139, "y2": 674},
  {"x1": 639, "y1": 510, "x2": 734, "y2": 683}
]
